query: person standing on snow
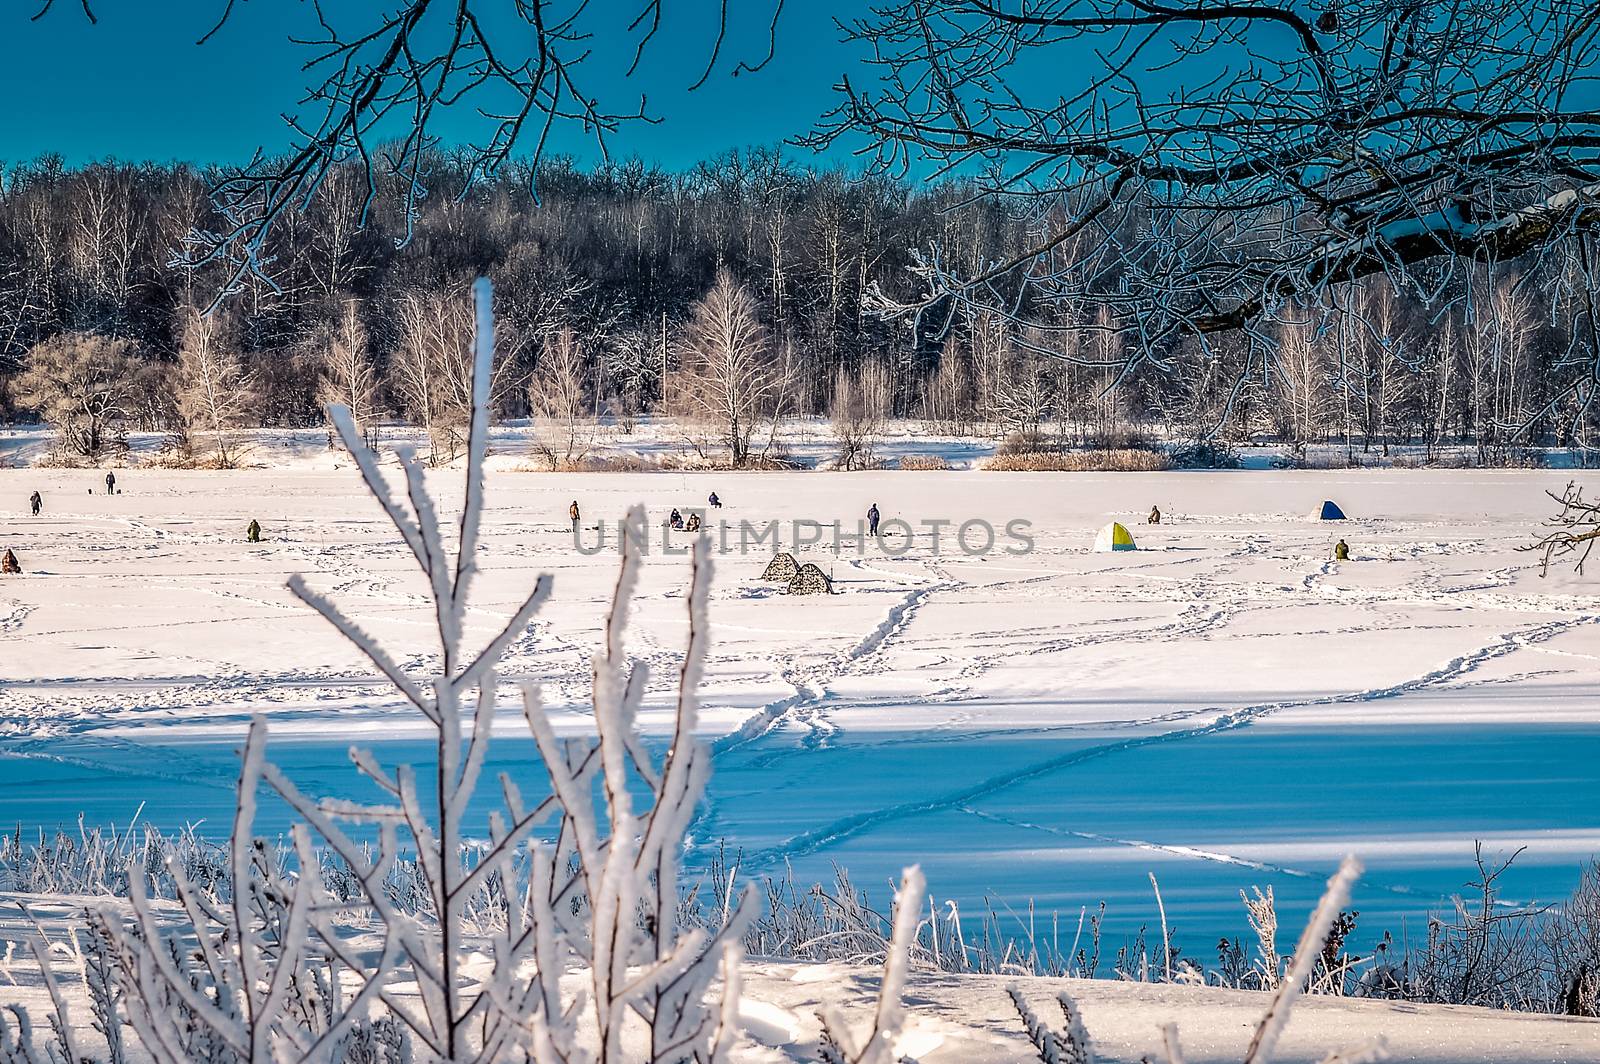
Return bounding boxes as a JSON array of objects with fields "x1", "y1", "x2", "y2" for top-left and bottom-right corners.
[
  {"x1": 247, "y1": 519, "x2": 261, "y2": 543},
  {"x1": 105, "y1": 471, "x2": 116, "y2": 495},
  {"x1": 569, "y1": 500, "x2": 581, "y2": 533},
  {"x1": 29, "y1": 491, "x2": 41, "y2": 516},
  {"x1": 867, "y1": 503, "x2": 881, "y2": 536}
]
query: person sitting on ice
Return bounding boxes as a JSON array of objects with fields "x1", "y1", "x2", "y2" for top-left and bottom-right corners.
[
  {"x1": 29, "y1": 491, "x2": 41, "y2": 516},
  {"x1": 247, "y1": 519, "x2": 261, "y2": 543},
  {"x1": 708, "y1": 491, "x2": 721, "y2": 508},
  {"x1": 669, "y1": 508, "x2": 684, "y2": 530},
  {"x1": 1, "y1": 548, "x2": 19, "y2": 574},
  {"x1": 1148, "y1": 505, "x2": 1161, "y2": 525},
  {"x1": 686, "y1": 512, "x2": 702, "y2": 532},
  {"x1": 1334, "y1": 539, "x2": 1350, "y2": 561}
]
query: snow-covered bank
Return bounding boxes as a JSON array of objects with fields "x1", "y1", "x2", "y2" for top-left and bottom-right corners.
[
  {"x1": 3, "y1": 417, "x2": 1593, "y2": 472},
  {"x1": 0, "y1": 929, "x2": 1593, "y2": 1064},
  {"x1": 730, "y1": 962, "x2": 1600, "y2": 1062}
]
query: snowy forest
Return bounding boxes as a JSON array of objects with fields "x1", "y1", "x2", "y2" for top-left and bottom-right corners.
[{"x1": 2, "y1": 151, "x2": 1598, "y2": 468}]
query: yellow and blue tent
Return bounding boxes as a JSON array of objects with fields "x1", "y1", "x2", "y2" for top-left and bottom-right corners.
[{"x1": 1094, "y1": 521, "x2": 1137, "y2": 552}]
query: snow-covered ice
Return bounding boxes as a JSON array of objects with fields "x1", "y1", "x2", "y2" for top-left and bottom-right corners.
[{"x1": 2, "y1": 466, "x2": 1598, "y2": 949}]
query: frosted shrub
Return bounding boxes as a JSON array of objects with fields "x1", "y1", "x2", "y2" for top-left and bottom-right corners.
[
  {"x1": 895, "y1": 454, "x2": 950, "y2": 471},
  {"x1": 0, "y1": 821, "x2": 227, "y2": 900},
  {"x1": 1150, "y1": 858, "x2": 1387, "y2": 1064},
  {"x1": 1243, "y1": 886, "x2": 1281, "y2": 991},
  {"x1": 982, "y1": 449, "x2": 1172, "y2": 472}
]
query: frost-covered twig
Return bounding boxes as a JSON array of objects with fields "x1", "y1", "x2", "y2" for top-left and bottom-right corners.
[
  {"x1": 1142, "y1": 857, "x2": 1386, "y2": 1064},
  {"x1": 1243, "y1": 857, "x2": 1364, "y2": 1064},
  {"x1": 818, "y1": 864, "x2": 926, "y2": 1064}
]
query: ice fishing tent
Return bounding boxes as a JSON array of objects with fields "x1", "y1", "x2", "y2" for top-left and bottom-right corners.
[
  {"x1": 1093, "y1": 522, "x2": 1137, "y2": 552},
  {"x1": 787, "y1": 562, "x2": 834, "y2": 595},
  {"x1": 761, "y1": 552, "x2": 799, "y2": 581},
  {"x1": 1316, "y1": 500, "x2": 1347, "y2": 520}
]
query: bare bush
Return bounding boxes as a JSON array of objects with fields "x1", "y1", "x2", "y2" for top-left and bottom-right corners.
[
  {"x1": 897, "y1": 454, "x2": 950, "y2": 471},
  {"x1": 10, "y1": 332, "x2": 141, "y2": 459},
  {"x1": 984, "y1": 450, "x2": 1172, "y2": 472}
]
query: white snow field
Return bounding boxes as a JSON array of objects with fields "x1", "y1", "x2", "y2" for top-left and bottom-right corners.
[{"x1": 2, "y1": 466, "x2": 1600, "y2": 959}]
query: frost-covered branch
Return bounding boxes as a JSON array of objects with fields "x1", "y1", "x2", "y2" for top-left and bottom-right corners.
[
  {"x1": 819, "y1": 864, "x2": 926, "y2": 1064},
  {"x1": 1528, "y1": 480, "x2": 1600, "y2": 575},
  {"x1": 31, "y1": 2, "x2": 785, "y2": 305},
  {"x1": 820, "y1": 1, "x2": 1600, "y2": 366}
]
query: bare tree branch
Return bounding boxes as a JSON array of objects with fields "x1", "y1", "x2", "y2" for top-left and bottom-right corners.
[{"x1": 816, "y1": 1, "x2": 1600, "y2": 369}]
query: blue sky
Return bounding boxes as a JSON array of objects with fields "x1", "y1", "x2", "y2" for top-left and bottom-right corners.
[{"x1": 1, "y1": 1, "x2": 855, "y2": 169}]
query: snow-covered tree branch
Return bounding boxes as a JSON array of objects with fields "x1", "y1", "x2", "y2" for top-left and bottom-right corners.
[{"x1": 816, "y1": 1, "x2": 1600, "y2": 367}]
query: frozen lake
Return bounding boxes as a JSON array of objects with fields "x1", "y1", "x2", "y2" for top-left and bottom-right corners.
[
  {"x1": 2, "y1": 466, "x2": 1598, "y2": 954},
  {"x1": 4, "y1": 722, "x2": 1598, "y2": 954}
]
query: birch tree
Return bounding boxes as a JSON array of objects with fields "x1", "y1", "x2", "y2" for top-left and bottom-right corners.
[
  {"x1": 830, "y1": 360, "x2": 890, "y2": 470},
  {"x1": 671, "y1": 269, "x2": 787, "y2": 466},
  {"x1": 176, "y1": 305, "x2": 259, "y2": 468},
  {"x1": 316, "y1": 298, "x2": 381, "y2": 450},
  {"x1": 1273, "y1": 321, "x2": 1332, "y2": 461},
  {"x1": 389, "y1": 287, "x2": 479, "y2": 464},
  {"x1": 530, "y1": 326, "x2": 598, "y2": 468}
]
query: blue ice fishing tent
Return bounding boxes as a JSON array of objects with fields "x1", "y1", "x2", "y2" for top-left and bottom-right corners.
[{"x1": 1317, "y1": 500, "x2": 1347, "y2": 520}]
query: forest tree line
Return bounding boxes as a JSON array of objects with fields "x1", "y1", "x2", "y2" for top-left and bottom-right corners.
[{"x1": 0, "y1": 149, "x2": 1596, "y2": 466}]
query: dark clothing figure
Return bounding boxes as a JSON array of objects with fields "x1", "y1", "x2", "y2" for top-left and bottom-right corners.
[
  {"x1": 105, "y1": 471, "x2": 116, "y2": 495},
  {"x1": 686, "y1": 512, "x2": 701, "y2": 532},
  {"x1": 1334, "y1": 539, "x2": 1350, "y2": 562},
  {"x1": 569, "y1": 501, "x2": 581, "y2": 532},
  {"x1": 708, "y1": 492, "x2": 721, "y2": 508},
  {"x1": 867, "y1": 504, "x2": 881, "y2": 536},
  {"x1": 29, "y1": 492, "x2": 41, "y2": 516},
  {"x1": 669, "y1": 508, "x2": 684, "y2": 530},
  {"x1": 1148, "y1": 506, "x2": 1161, "y2": 525},
  {"x1": 247, "y1": 519, "x2": 261, "y2": 543},
  {"x1": 1, "y1": 549, "x2": 19, "y2": 574}
]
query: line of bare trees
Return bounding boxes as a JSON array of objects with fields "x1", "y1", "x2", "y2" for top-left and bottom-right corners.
[{"x1": 3, "y1": 154, "x2": 1599, "y2": 466}]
